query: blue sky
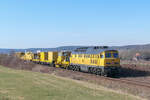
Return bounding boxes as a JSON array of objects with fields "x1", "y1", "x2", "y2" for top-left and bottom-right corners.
[{"x1": 0, "y1": 0, "x2": 150, "y2": 48}]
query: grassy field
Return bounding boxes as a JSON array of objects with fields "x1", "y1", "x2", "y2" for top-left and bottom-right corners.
[{"x1": 0, "y1": 66, "x2": 140, "y2": 100}]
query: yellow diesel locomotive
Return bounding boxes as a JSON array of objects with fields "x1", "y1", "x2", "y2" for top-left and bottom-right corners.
[
  {"x1": 16, "y1": 46, "x2": 120, "y2": 76},
  {"x1": 69, "y1": 46, "x2": 120, "y2": 76}
]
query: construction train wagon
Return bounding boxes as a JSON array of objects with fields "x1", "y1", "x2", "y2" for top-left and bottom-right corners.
[{"x1": 39, "y1": 52, "x2": 58, "y2": 66}]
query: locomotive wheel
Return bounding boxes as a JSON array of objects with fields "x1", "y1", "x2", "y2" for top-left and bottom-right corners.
[
  {"x1": 74, "y1": 66, "x2": 77, "y2": 71},
  {"x1": 93, "y1": 68, "x2": 97, "y2": 74},
  {"x1": 101, "y1": 71, "x2": 108, "y2": 77},
  {"x1": 76, "y1": 66, "x2": 80, "y2": 71},
  {"x1": 96, "y1": 68, "x2": 101, "y2": 75},
  {"x1": 67, "y1": 66, "x2": 71, "y2": 70},
  {"x1": 72, "y1": 65, "x2": 76, "y2": 71},
  {"x1": 88, "y1": 67, "x2": 91, "y2": 73}
]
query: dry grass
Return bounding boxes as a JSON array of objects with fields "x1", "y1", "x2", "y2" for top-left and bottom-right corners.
[{"x1": 0, "y1": 66, "x2": 140, "y2": 100}]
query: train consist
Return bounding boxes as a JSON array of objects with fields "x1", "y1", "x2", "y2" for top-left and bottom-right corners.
[{"x1": 16, "y1": 46, "x2": 121, "y2": 76}]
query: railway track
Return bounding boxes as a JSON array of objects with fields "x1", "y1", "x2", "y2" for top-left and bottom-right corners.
[
  {"x1": 101, "y1": 76, "x2": 150, "y2": 88},
  {"x1": 66, "y1": 66, "x2": 150, "y2": 88},
  {"x1": 44, "y1": 64, "x2": 150, "y2": 88},
  {"x1": 27, "y1": 62, "x2": 150, "y2": 89},
  {"x1": 57, "y1": 65, "x2": 150, "y2": 88}
]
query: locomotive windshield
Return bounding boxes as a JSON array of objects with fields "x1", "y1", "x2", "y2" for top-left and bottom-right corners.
[
  {"x1": 113, "y1": 53, "x2": 119, "y2": 58},
  {"x1": 104, "y1": 51, "x2": 119, "y2": 58},
  {"x1": 105, "y1": 53, "x2": 111, "y2": 58}
]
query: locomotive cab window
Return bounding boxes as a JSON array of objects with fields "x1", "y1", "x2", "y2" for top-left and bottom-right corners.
[
  {"x1": 113, "y1": 53, "x2": 118, "y2": 58},
  {"x1": 105, "y1": 53, "x2": 111, "y2": 58}
]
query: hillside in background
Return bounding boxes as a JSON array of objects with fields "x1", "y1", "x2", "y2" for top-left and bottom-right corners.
[
  {"x1": 0, "y1": 44, "x2": 150, "y2": 60},
  {"x1": 113, "y1": 44, "x2": 150, "y2": 50},
  {"x1": 0, "y1": 44, "x2": 150, "y2": 54},
  {"x1": 0, "y1": 46, "x2": 82, "y2": 54}
]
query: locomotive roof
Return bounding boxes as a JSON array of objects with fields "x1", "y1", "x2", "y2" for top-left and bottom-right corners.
[{"x1": 71, "y1": 46, "x2": 117, "y2": 54}]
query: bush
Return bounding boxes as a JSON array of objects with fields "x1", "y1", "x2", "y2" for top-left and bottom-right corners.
[
  {"x1": 119, "y1": 49, "x2": 150, "y2": 61},
  {"x1": 0, "y1": 54, "x2": 35, "y2": 70}
]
